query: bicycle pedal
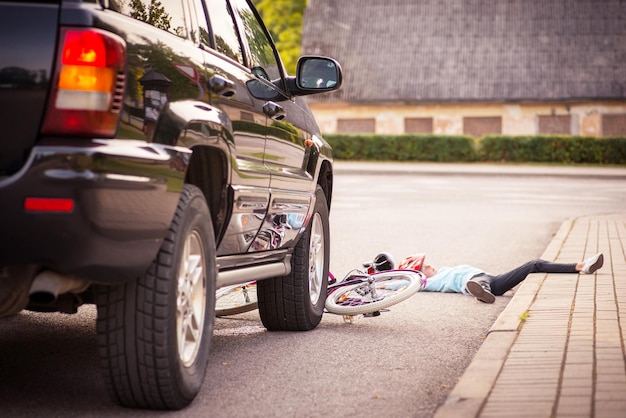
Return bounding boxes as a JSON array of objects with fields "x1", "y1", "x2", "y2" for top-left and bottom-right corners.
[{"x1": 364, "y1": 311, "x2": 381, "y2": 317}]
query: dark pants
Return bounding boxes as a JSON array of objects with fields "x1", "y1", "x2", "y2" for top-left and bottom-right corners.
[{"x1": 476, "y1": 259, "x2": 578, "y2": 296}]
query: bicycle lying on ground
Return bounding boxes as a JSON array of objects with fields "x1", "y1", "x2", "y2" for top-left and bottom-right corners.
[{"x1": 216, "y1": 253, "x2": 424, "y2": 319}]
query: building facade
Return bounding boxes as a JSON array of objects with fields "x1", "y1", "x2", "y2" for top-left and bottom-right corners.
[{"x1": 302, "y1": 0, "x2": 626, "y2": 137}]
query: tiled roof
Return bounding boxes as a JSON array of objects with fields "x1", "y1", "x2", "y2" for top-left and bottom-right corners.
[{"x1": 301, "y1": 0, "x2": 626, "y2": 103}]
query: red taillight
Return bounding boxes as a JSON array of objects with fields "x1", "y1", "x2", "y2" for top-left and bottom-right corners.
[
  {"x1": 42, "y1": 28, "x2": 126, "y2": 137},
  {"x1": 25, "y1": 198, "x2": 74, "y2": 213},
  {"x1": 62, "y1": 30, "x2": 109, "y2": 67}
]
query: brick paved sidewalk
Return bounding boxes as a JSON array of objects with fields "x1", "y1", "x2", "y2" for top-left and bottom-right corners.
[{"x1": 435, "y1": 213, "x2": 626, "y2": 418}]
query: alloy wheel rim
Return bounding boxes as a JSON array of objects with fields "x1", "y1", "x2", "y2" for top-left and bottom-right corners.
[
  {"x1": 308, "y1": 213, "x2": 324, "y2": 305},
  {"x1": 176, "y1": 230, "x2": 206, "y2": 367}
]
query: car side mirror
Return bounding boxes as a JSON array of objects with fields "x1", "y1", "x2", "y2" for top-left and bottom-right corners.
[{"x1": 288, "y1": 56, "x2": 342, "y2": 97}]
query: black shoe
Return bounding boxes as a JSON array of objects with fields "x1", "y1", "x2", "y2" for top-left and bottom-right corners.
[
  {"x1": 465, "y1": 279, "x2": 495, "y2": 304},
  {"x1": 373, "y1": 252, "x2": 395, "y2": 271}
]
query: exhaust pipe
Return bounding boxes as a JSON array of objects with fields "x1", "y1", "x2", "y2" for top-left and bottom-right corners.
[{"x1": 29, "y1": 270, "x2": 89, "y2": 305}]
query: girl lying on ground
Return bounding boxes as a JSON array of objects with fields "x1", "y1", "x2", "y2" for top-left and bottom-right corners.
[{"x1": 380, "y1": 252, "x2": 604, "y2": 304}]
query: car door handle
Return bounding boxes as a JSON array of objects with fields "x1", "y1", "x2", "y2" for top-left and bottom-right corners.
[
  {"x1": 263, "y1": 102, "x2": 285, "y2": 121},
  {"x1": 208, "y1": 75, "x2": 236, "y2": 97}
]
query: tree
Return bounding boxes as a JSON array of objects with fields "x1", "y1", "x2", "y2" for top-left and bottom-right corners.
[{"x1": 253, "y1": 0, "x2": 306, "y2": 75}]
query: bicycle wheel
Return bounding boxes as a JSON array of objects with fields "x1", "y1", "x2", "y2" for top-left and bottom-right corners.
[
  {"x1": 215, "y1": 282, "x2": 258, "y2": 317},
  {"x1": 325, "y1": 271, "x2": 423, "y2": 316}
]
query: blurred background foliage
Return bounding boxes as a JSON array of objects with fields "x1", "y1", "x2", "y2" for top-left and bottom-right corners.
[{"x1": 253, "y1": 0, "x2": 306, "y2": 75}]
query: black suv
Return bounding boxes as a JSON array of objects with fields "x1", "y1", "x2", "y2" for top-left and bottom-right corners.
[{"x1": 0, "y1": 0, "x2": 341, "y2": 410}]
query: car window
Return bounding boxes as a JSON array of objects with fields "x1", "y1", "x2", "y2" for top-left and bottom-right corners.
[
  {"x1": 188, "y1": 0, "x2": 210, "y2": 44},
  {"x1": 229, "y1": 0, "x2": 282, "y2": 85},
  {"x1": 205, "y1": 0, "x2": 244, "y2": 64},
  {"x1": 113, "y1": 0, "x2": 189, "y2": 39}
]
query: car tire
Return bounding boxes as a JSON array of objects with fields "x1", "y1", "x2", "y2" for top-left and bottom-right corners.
[
  {"x1": 257, "y1": 185, "x2": 330, "y2": 331},
  {"x1": 94, "y1": 184, "x2": 216, "y2": 410},
  {"x1": 0, "y1": 266, "x2": 35, "y2": 318}
]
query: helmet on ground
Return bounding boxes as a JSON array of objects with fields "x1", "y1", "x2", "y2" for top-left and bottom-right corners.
[{"x1": 398, "y1": 253, "x2": 426, "y2": 271}]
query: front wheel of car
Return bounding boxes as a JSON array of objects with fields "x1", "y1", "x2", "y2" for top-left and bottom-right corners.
[
  {"x1": 95, "y1": 184, "x2": 216, "y2": 410},
  {"x1": 258, "y1": 185, "x2": 330, "y2": 331}
]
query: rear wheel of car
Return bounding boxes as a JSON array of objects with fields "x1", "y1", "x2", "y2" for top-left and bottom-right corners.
[
  {"x1": 0, "y1": 266, "x2": 35, "y2": 318},
  {"x1": 95, "y1": 184, "x2": 216, "y2": 410},
  {"x1": 258, "y1": 185, "x2": 330, "y2": 331}
]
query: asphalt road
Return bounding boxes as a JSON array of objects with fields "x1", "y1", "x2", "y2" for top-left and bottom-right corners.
[{"x1": 1, "y1": 165, "x2": 625, "y2": 417}]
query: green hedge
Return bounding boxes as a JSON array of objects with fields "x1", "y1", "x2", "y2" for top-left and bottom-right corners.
[
  {"x1": 325, "y1": 134, "x2": 477, "y2": 162},
  {"x1": 478, "y1": 135, "x2": 626, "y2": 164},
  {"x1": 324, "y1": 134, "x2": 626, "y2": 164}
]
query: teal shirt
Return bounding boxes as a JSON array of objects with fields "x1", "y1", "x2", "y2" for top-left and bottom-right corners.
[{"x1": 423, "y1": 265, "x2": 486, "y2": 294}]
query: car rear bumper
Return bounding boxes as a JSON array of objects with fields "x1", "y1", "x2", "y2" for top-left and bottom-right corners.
[{"x1": 0, "y1": 139, "x2": 189, "y2": 283}]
